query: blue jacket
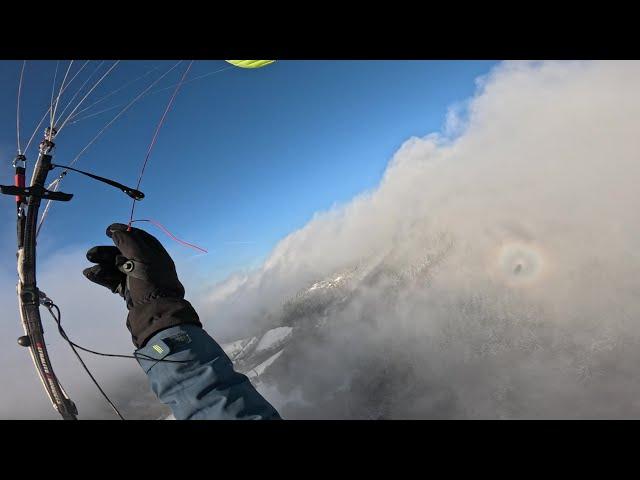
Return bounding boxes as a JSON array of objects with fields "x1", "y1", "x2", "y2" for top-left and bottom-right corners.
[{"x1": 135, "y1": 324, "x2": 282, "y2": 420}]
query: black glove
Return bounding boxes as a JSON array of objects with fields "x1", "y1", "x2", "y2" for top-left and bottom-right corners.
[{"x1": 83, "y1": 223, "x2": 202, "y2": 348}]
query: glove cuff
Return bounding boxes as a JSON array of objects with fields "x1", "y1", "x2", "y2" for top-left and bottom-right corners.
[{"x1": 127, "y1": 297, "x2": 202, "y2": 348}]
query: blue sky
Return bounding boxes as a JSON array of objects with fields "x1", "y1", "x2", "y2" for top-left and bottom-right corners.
[{"x1": 0, "y1": 60, "x2": 497, "y2": 284}]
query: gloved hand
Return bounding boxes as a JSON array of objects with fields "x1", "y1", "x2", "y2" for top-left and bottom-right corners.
[{"x1": 83, "y1": 223, "x2": 202, "y2": 348}]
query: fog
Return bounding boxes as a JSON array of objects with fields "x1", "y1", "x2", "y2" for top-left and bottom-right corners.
[{"x1": 199, "y1": 61, "x2": 640, "y2": 418}]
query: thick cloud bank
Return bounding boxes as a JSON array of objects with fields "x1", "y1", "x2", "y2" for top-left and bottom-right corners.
[{"x1": 201, "y1": 61, "x2": 640, "y2": 418}]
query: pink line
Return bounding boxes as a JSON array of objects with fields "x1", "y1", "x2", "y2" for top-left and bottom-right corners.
[
  {"x1": 129, "y1": 61, "x2": 194, "y2": 225},
  {"x1": 130, "y1": 219, "x2": 208, "y2": 254}
]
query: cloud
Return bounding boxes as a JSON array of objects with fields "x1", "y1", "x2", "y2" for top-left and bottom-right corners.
[
  {"x1": 0, "y1": 246, "x2": 163, "y2": 419},
  {"x1": 199, "y1": 61, "x2": 640, "y2": 418}
]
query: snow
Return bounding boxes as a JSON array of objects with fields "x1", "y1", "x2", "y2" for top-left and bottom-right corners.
[
  {"x1": 254, "y1": 327, "x2": 293, "y2": 355},
  {"x1": 247, "y1": 350, "x2": 284, "y2": 379},
  {"x1": 222, "y1": 338, "x2": 252, "y2": 359},
  {"x1": 235, "y1": 337, "x2": 259, "y2": 361},
  {"x1": 307, "y1": 273, "x2": 350, "y2": 292}
]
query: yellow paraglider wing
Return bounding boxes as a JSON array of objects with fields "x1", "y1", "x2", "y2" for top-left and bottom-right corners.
[{"x1": 225, "y1": 60, "x2": 275, "y2": 69}]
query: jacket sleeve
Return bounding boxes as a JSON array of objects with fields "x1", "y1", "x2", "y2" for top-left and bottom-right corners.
[{"x1": 135, "y1": 324, "x2": 282, "y2": 420}]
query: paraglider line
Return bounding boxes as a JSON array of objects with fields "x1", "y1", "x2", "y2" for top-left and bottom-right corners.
[
  {"x1": 130, "y1": 219, "x2": 208, "y2": 254},
  {"x1": 16, "y1": 60, "x2": 26, "y2": 154},
  {"x1": 128, "y1": 60, "x2": 193, "y2": 226}
]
